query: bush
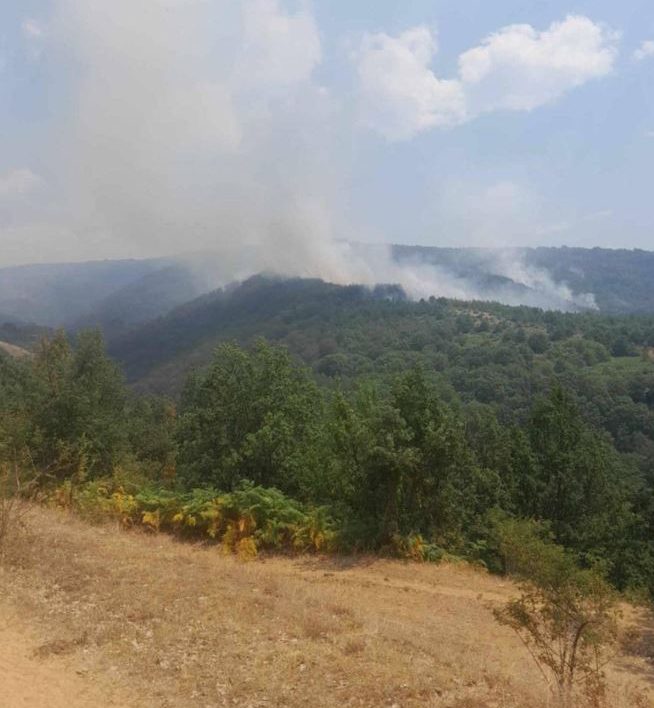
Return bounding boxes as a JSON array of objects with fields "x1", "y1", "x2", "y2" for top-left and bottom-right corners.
[
  {"x1": 52, "y1": 479, "x2": 336, "y2": 557},
  {"x1": 492, "y1": 517, "x2": 619, "y2": 707}
]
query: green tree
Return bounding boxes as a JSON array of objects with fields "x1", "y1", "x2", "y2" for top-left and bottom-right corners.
[
  {"x1": 29, "y1": 330, "x2": 127, "y2": 479},
  {"x1": 322, "y1": 368, "x2": 480, "y2": 548},
  {"x1": 494, "y1": 519, "x2": 619, "y2": 707},
  {"x1": 125, "y1": 396, "x2": 177, "y2": 479},
  {"x1": 176, "y1": 341, "x2": 322, "y2": 494},
  {"x1": 526, "y1": 386, "x2": 633, "y2": 567}
]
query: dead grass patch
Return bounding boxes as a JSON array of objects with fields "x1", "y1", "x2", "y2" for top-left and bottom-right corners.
[
  {"x1": 343, "y1": 637, "x2": 366, "y2": 655},
  {"x1": 34, "y1": 633, "x2": 88, "y2": 659},
  {"x1": 0, "y1": 466, "x2": 34, "y2": 564},
  {"x1": 329, "y1": 602, "x2": 354, "y2": 618},
  {"x1": 0, "y1": 505, "x2": 653, "y2": 707}
]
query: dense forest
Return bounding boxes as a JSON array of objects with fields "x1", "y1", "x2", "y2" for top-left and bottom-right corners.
[
  {"x1": 109, "y1": 275, "x2": 654, "y2": 413},
  {"x1": 2, "y1": 274, "x2": 654, "y2": 598}
]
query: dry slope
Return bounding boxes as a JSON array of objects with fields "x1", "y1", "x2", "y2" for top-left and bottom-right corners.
[
  {"x1": 0, "y1": 340, "x2": 30, "y2": 359},
  {"x1": 1, "y1": 506, "x2": 653, "y2": 707}
]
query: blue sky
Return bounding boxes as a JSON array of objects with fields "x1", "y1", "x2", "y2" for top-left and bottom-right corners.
[{"x1": 0, "y1": 0, "x2": 653, "y2": 267}]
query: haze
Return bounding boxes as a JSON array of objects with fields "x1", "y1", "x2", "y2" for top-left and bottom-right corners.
[{"x1": 1, "y1": 1, "x2": 653, "y2": 285}]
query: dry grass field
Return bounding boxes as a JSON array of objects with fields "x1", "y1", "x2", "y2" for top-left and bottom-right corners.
[{"x1": 1, "y1": 506, "x2": 654, "y2": 707}]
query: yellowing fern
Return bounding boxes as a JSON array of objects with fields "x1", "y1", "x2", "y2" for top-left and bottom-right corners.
[
  {"x1": 142, "y1": 509, "x2": 160, "y2": 532},
  {"x1": 237, "y1": 537, "x2": 258, "y2": 560}
]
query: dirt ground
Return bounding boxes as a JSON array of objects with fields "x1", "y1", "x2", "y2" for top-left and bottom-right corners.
[
  {"x1": 1, "y1": 505, "x2": 654, "y2": 707},
  {"x1": 0, "y1": 606, "x2": 132, "y2": 707}
]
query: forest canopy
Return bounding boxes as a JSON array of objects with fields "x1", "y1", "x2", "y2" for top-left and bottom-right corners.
[{"x1": 2, "y1": 278, "x2": 654, "y2": 595}]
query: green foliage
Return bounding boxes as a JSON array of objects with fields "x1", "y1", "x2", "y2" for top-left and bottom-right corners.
[
  {"x1": 493, "y1": 520, "x2": 619, "y2": 707},
  {"x1": 0, "y1": 355, "x2": 36, "y2": 467},
  {"x1": 314, "y1": 368, "x2": 500, "y2": 550},
  {"x1": 56, "y1": 479, "x2": 335, "y2": 556},
  {"x1": 125, "y1": 396, "x2": 177, "y2": 478},
  {"x1": 0, "y1": 331, "x2": 177, "y2": 488},
  {"x1": 176, "y1": 340, "x2": 322, "y2": 493},
  {"x1": 2, "y1": 289, "x2": 654, "y2": 599},
  {"x1": 524, "y1": 386, "x2": 645, "y2": 586},
  {"x1": 27, "y1": 330, "x2": 128, "y2": 479},
  {"x1": 527, "y1": 331, "x2": 549, "y2": 354}
]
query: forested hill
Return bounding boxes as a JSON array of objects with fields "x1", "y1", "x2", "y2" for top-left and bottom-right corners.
[
  {"x1": 107, "y1": 276, "x2": 654, "y2": 457},
  {"x1": 108, "y1": 276, "x2": 404, "y2": 388},
  {"x1": 528, "y1": 247, "x2": 654, "y2": 313},
  {"x1": 392, "y1": 245, "x2": 654, "y2": 314},
  {"x1": 0, "y1": 253, "x2": 224, "y2": 333},
  {"x1": 2, "y1": 246, "x2": 654, "y2": 333},
  {"x1": 0, "y1": 258, "x2": 163, "y2": 326}
]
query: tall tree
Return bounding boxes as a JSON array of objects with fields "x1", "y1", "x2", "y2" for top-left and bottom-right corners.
[{"x1": 177, "y1": 341, "x2": 322, "y2": 493}]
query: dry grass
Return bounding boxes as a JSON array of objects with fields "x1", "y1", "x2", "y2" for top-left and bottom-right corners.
[
  {"x1": 0, "y1": 339, "x2": 31, "y2": 359},
  {"x1": 0, "y1": 465, "x2": 33, "y2": 563},
  {"x1": 1, "y1": 505, "x2": 653, "y2": 707}
]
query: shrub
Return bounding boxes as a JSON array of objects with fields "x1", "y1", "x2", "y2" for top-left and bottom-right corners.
[
  {"x1": 52, "y1": 479, "x2": 336, "y2": 557},
  {"x1": 493, "y1": 519, "x2": 619, "y2": 707},
  {"x1": 389, "y1": 533, "x2": 445, "y2": 562}
]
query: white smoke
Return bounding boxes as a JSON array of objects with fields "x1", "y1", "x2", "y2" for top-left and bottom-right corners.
[{"x1": 10, "y1": 1, "x2": 594, "y2": 311}]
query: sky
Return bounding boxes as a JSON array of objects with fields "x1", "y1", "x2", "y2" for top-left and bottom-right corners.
[{"x1": 0, "y1": 0, "x2": 653, "y2": 269}]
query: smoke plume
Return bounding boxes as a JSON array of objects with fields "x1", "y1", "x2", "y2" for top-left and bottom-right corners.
[{"x1": 21, "y1": 1, "x2": 594, "y2": 310}]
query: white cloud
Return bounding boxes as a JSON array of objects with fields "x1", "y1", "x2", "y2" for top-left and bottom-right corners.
[
  {"x1": 459, "y1": 15, "x2": 618, "y2": 114},
  {"x1": 356, "y1": 15, "x2": 619, "y2": 140},
  {"x1": 633, "y1": 40, "x2": 654, "y2": 61},
  {"x1": 0, "y1": 169, "x2": 43, "y2": 198},
  {"x1": 356, "y1": 27, "x2": 466, "y2": 140}
]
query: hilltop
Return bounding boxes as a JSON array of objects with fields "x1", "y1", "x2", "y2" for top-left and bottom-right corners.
[
  {"x1": 2, "y1": 246, "x2": 654, "y2": 337},
  {"x1": 104, "y1": 274, "x2": 654, "y2": 434}
]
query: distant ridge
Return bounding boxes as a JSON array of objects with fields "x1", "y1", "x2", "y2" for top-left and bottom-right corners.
[{"x1": 1, "y1": 246, "x2": 654, "y2": 332}]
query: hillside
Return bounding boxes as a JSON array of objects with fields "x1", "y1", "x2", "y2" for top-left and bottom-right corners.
[
  {"x1": 103, "y1": 275, "x2": 654, "y2": 517},
  {"x1": 2, "y1": 246, "x2": 654, "y2": 333},
  {"x1": 0, "y1": 340, "x2": 30, "y2": 359},
  {"x1": 107, "y1": 275, "x2": 381, "y2": 389},
  {"x1": 0, "y1": 252, "x2": 234, "y2": 334},
  {"x1": 69, "y1": 263, "x2": 210, "y2": 338},
  {"x1": 0, "y1": 321, "x2": 51, "y2": 350},
  {"x1": 2, "y1": 506, "x2": 652, "y2": 708},
  {"x1": 107, "y1": 274, "x2": 654, "y2": 408},
  {"x1": 0, "y1": 259, "x2": 164, "y2": 327},
  {"x1": 528, "y1": 247, "x2": 654, "y2": 314},
  {"x1": 393, "y1": 246, "x2": 654, "y2": 314}
]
